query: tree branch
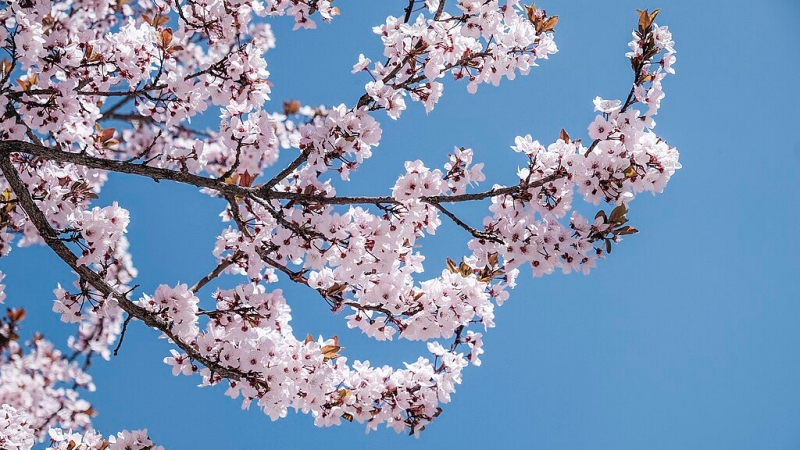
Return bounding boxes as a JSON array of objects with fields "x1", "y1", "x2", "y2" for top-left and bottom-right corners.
[
  {"x1": 0, "y1": 153, "x2": 244, "y2": 382},
  {"x1": 431, "y1": 203, "x2": 503, "y2": 244},
  {"x1": 0, "y1": 140, "x2": 250, "y2": 198},
  {"x1": 191, "y1": 254, "x2": 238, "y2": 294},
  {"x1": 1, "y1": 140, "x2": 565, "y2": 208}
]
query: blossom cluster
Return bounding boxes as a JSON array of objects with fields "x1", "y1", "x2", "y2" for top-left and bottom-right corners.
[
  {"x1": 0, "y1": 404, "x2": 35, "y2": 450},
  {"x1": 46, "y1": 428, "x2": 163, "y2": 450},
  {"x1": 0, "y1": 312, "x2": 96, "y2": 444},
  {"x1": 356, "y1": 0, "x2": 558, "y2": 118},
  {"x1": 164, "y1": 283, "x2": 472, "y2": 434}
]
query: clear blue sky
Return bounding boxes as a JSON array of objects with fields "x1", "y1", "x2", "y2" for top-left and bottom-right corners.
[{"x1": 3, "y1": 1, "x2": 800, "y2": 448}]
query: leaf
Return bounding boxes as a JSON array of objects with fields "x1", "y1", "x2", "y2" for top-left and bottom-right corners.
[
  {"x1": 559, "y1": 128, "x2": 570, "y2": 143},
  {"x1": 222, "y1": 174, "x2": 240, "y2": 185},
  {"x1": 98, "y1": 442, "x2": 111, "y2": 450},
  {"x1": 459, "y1": 261, "x2": 472, "y2": 277},
  {"x1": 446, "y1": 257, "x2": 457, "y2": 273},
  {"x1": 623, "y1": 165, "x2": 637, "y2": 179},
  {"x1": 341, "y1": 412, "x2": 354, "y2": 422},
  {"x1": 99, "y1": 127, "x2": 116, "y2": 142},
  {"x1": 0, "y1": 58, "x2": 11, "y2": 76},
  {"x1": 7, "y1": 308, "x2": 26, "y2": 322},
  {"x1": 540, "y1": 15, "x2": 558, "y2": 32},
  {"x1": 524, "y1": 4, "x2": 537, "y2": 23},
  {"x1": 326, "y1": 282, "x2": 347, "y2": 296},
  {"x1": 321, "y1": 343, "x2": 342, "y2": 361},
  {"x1": 608, "y1": 203, "x2": 628, "y2": 224},
  {"x1": 594, "y1": 210, "x2": 607, "y2": 222},
  {"x1": 636, "y1": 9, "x2": 650, "y2": 31},
  {"x1": 649, "y1": 9, "x2": 661, "y2": 25},
  {"x1": 615, "y1": 226, "x2": 639, "y2": 235},
  {"x1": 160, "y1": 28, "x2": 173, "y2": 47},
  {"x1": 17, "y1": 75, "x2": 36, "y2": 91},
  {"x1": 304, "y1": 334, "x2": 313, "y2": 344},
  {"x1": 605, "y1": 239, "x2": 612, "y2": 254},
  {"x1": 636, "y1": 9, "x2": 659, "y2": 32},
  {"x1": 488, "y1": 252, "x2": 499, "y2": 267},
  {"x1": 84, "y1": 44, "x2": 101, "y2": 62},
  {"x1": 144, "y1": 13, "x2": 169, "y2": 27},
  {"x1": 283, "y1": 100, "x2": 301, "y2": 115},
  {"x1": 238, "y1": 171, "x2": 256, "y2": 187}
]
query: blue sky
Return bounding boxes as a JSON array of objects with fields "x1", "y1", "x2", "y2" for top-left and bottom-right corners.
[{"x1": 3, "y1": 0, "x2": 800, "y2": 449}]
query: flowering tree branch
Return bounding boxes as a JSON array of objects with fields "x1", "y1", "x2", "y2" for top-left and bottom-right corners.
[{"x1": 0, "y1": 0, "x2": 679, "y2": 444}]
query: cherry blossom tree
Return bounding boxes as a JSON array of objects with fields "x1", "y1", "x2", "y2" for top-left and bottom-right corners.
[{"x1": 0, "y1": 0, "x2": 679, "y2": 447}]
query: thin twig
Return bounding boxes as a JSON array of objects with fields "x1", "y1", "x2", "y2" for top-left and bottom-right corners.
[
  {"x1": 113, "y1": 314, "x2": 133, "y2": 356},
  {"x1": 432, "y1": 203, "x2": 503, "y2": 244},
  {"x1": 260, "y1": 146, "x2": 312, "y2": 192},
  {"x1": 191, "y1": 256, "x2": 237, "y2": 293}
]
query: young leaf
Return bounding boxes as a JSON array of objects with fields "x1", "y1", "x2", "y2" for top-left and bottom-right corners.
[
  {"x1": 615, "y1": 226, "x2": 639, "y2": 235},
  {"x1": 540, "y1": 16, "x2": 559, "y2": 32},
  {"x1": 223, "y1": 174, "x2": 240, "y2": 185},
  {"x1": 594, "y1": 210, "x2": 607, "y2": 222},
  {"x1": 7, "y1": 308, "x2": 26, "y2": 322},
  {"x1": 608, "y1": 204, "x2": 628, "y2": 224},
  {"x1": 636, "y1": 9, "x2": 650, "y2": 31},
  {"x1": 238, "y1": 171, "x2": 256, "y2": 187},
  {"x1": 99, "y1": 127, "x2": 116, "y2": 142},
  {"x1": 525, "y1": 4, "x2": 537, "y2": 23},
  {"x1": 649, "y1": 9, "x2": 661, "y2": 25},
  {"x1": 283, "y1": 100, "x2": 301, "y2": 115},
  {"x1": 160, "y1": 28, "x2": 173, "y2": 47},
  {"x1": 0, "y1": 58, "x2": 11, "y2": 76},
  {"x1": 321, "y1": 343, "x2": 342, "y2": 361}
]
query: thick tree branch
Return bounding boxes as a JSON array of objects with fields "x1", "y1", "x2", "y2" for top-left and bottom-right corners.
[
  {"x1": 0, "y1": 140, "x2": 251, "y2": 197},
  {"x1": 1, "y1": 140, "x2": 565, "y2": 208},
  {"x1": 0, "y1": 154, "x2": 244, "y2": 382}
]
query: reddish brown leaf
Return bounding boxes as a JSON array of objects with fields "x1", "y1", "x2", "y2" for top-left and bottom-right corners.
[
  {"x1": 541, "y1": 15, "x2": 559, "y2": 32},
  {"x1": 160, "y1": 28, "x2": 173, "y2": 47},
  {"x1": 7, "y1": 308, "x2": 26, "y2": 322},
  {"x1": 283, "y1": 100, "x2": 301, "y2": 115},
  {"x1": 238, "y1": 171, "x2": 256, "y2": 187}
]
